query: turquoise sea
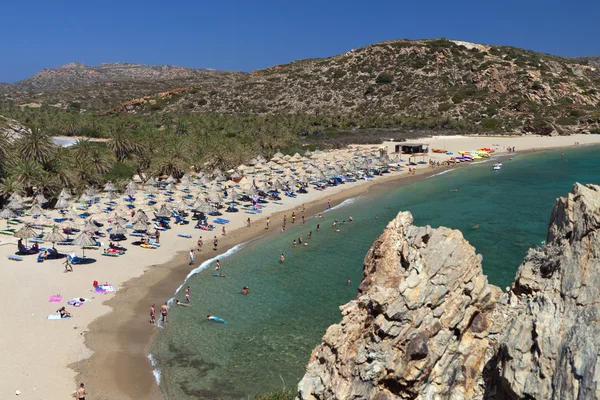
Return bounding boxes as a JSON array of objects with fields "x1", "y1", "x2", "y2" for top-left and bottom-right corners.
[{"x1": 151, "y1": 145, "x2": 600, "y2": 399}]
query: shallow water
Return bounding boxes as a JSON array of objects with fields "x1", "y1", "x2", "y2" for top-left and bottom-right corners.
[{"x1": 152, "y1": 145, "x2": 600, "y2": 399}]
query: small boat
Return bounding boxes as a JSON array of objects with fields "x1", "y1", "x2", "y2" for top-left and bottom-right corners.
[
  {"x1": 431, "y1": 148, "x2": 447, "y2": 153},
  {"x1": 493, "y1": 163, "x2": 502, "y2": 170}
]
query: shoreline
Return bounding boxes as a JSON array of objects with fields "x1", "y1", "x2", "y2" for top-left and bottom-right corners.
[{"x1": 74, "y1": 162, "x2": 451, "y2": 400}]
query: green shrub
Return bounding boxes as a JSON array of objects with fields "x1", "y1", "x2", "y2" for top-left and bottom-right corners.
[
  {"x1": 332, "y1": 69, "x2": 347, "y2": 79},
  {"x1": 556, "y1": 116, "x2": 578, "y2": 125},
  {"x1": 253, "y1": 389, "x2": 296, "y2": 400},
  {"x1": 531, "y1": 81, "x2": 543, "y2": 90},
  {"x1": 375, "y1": 72, "x2": 394, "y2": 84},
  {"x1": 197, "y1": 98, "x2": 208, "y2": 106},
  {"x1": 438, "y1": 102, "x2": 452, "y2": 112},
  {"x1": 590, "y1": 127, "x2": 600, "y2": 134},
  {"x1": 481, "y1": 118, "x2": 501, "y2": 131}
]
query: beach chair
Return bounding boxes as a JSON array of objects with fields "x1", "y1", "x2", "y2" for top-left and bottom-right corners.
[{"x1": 177, "y1": 233, "x2": 192, "y2": 238}]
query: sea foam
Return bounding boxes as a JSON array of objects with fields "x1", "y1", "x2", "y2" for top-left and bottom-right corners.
[
  {"x1": 325, "y1": 197, "x2": 358, "y2": 213},
  {"x1": 148, "y1": 353, "x2": 161, "y2": 386}
]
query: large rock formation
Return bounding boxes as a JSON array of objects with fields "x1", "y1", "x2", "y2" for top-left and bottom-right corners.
[{"x1": 298, "y1": 183, "x2": 600, "y2": 400}]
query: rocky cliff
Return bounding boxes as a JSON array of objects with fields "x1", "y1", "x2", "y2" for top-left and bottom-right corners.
[{"x1": 298, "y1": 183, "x2": 600, "y2": 400}]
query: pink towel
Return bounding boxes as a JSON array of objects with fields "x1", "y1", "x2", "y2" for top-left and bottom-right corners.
[{"x1": 49, "y1": 296, "x2": 62, "y2": 302}]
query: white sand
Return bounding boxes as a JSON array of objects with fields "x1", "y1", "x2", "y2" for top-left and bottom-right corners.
[{"x1": 0, "y1": 134, "x2": 598, "y2": 399}]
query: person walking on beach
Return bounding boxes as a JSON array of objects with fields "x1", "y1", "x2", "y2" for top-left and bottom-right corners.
[
  {"x1": 213, "y1": 236, "x2": 218, "y2": 251},
  {"x1": 222, "y1": 225, "x2": 226, "y2": 236},
  {"x1": 283, "y1": 215, "x2": 287, "y2": 228},
  {"x1": 247, "y1": 217, "x2": 251, "y2": 227},
  {"x1": 292, "y1": 212, "x2": 296, "y2": 224},
  {"x1": 280, "y1": 253, "x2": 285, "y2": 263},
  {"x1": 185, "y1": 286, "x2": 191, "y2": 302},
  {"x1": 160, "y1": 302, "x2": 168, "y2": 323},
  {"x1": 149, "y1": 304, "x2": 156, "y2": 324},
  {"x1": 189, "y1": 249, "x2": 195, "y2": 266},
  {"x1": 64, "y1": 257, "x2": 73, "y2": 272},
  {"x1": 155, "y1": 229, "x2": 160, "y2": 244},
  {"x1": 266, "y1": 217, "x2": 270, "y2": 229},
  {"x1": 301, "y1": 215, "x2": 305, "y2": 225},
  {"x1": 302, "y1": 204, "x2": 306, "y2": 213},
  {"x1": 197, "y1": 236, "x2": 203, "y2": 251},
  {"x1": 76, "y1": 383, "x2": 87, "y2": 400},
  {"x1": 328, "y1": 199, "x2": 331, "y2": 209}
]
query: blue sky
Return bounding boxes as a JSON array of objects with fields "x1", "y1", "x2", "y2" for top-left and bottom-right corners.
[{"x1": 2, "y1": 0, "x2": 599, "y2": 83}]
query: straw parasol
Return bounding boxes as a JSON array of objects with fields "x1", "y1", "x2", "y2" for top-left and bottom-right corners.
[
  {"x1": 208, "y1": 191, "x2": 223, "y2": 204},
  {"x1": 6, "y1": 197, "x2": 24, "y2": 210},
  {"x1": 111, "y1": 222, "x2": 127, "y2": 236},
  {"x1": 176, "y1": 201, "x2": 187, "y2": 214},
  {"x1": 78, "y1": 193, "x2": 91, "y2": 203},
  {"x1": 14, "y1": 223, "x2": 37, "y2": 246},
  {"x1": 29, "y1": 203, "x2": 45, "y2": 216},
  {"x1": 35, "y1": 193, "x2": 48, "y2": 205},
  {"x1": 165, "y1": 183, "x2": 177, "y2": 192},
  {"x1": 72, "y1": 232, "x2": 97, "y2": 257},
  {"x1": 165, "y1": 175, "x2": 177, "y2": 184},
  {"x1": 0, "y1": 208, "x2": 17, "y2": 227},
  {"x1": 132, "y1": 220, "x2": 148, "y2": 232},
  {"x1": 84, "y1": 187, "x2": 95, "y2": 197},
  {"x1": 82, "y1": 220, "x2": 99, "y2": 234},
  {"x1": 132, "y1": 210, "x2": 149, "y2": 223},
  {"x1": 43, "y1": 225, "x2": 66, "y2": 247},
  {"x1": 125, "y1": 185, "x2": 136, "y2": 198},
  {"x1": 54, "y1": 196, "x2": 69, "y2": 210},
  {"x1": 155, "y1": 204, "x2": 171, "y2": 218},
  {"x1": 146, "y1": 177, "x2": 158, "y2": 186},
  {"x1": 103, "y1": 181, "x2": 117, "y2": 192}
]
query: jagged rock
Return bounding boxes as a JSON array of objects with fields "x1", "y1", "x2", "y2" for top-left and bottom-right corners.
[
  {"x1": 298, "y1": 211, "x2": 504, "y2": 400},
  {"x1": 0, "y1": 115, "x2": 31, "y2": 141},
  {"x1": 298, "y1": 183, "x2": 600, "y2": 400}
]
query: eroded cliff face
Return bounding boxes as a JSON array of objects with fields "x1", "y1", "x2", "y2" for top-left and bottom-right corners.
[{"x1": 298, "y1": 183, "x2": 600, "y2": 400}]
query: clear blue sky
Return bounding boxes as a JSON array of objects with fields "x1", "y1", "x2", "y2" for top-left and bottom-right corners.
[{"x1": 2, "y1": 0, "x2": 599, "y2": 83}]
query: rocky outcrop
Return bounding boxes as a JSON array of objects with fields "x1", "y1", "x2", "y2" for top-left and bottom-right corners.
[
  {"x1": 0, "y1": 115, "x2": 31, "y2": 141},
  {"x1": 298, "y1": 183, "x2": 600, "y2": 400},
  {"x1": 497, "y1": 183, "x2": 600, "y2": 399}
]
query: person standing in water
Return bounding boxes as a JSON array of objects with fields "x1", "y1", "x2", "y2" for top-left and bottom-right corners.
[
  {"x1": 317, "y1": 224, "x2": 320, "y2": 231},
  {"x1": 328, "y1": 199, "x2": 331, "y2": 209},
  {"x1": 280, "y1": 253, "x2": 285, "y2": 263},
  {"x1": 185, "y1": 286, "x2": 191, "y2": 302},
  {"x1": 160, "y1": 302, "x2": 168, "y2": 323},
  {"x1": 349, "y1": 215, "x2": 353, "y2": 222},
  {"x1": 215, "y1": 259, "x2": 221, "y2": 272},
  {"x1": 307, "y1": 231, "x2": 312, "y2": 239},
  {"x1": 149, "y1": 304, "x2": 156, "y2": 324},
  {"x1": 301, "y1": 215, "x2": 305, "y2": 225},
  {"x1": 266, "y1": 217, "x2": 270, "y2": 229},
  {"x1": 346, "y1": 277, "x2": 351, "y2": 285}
]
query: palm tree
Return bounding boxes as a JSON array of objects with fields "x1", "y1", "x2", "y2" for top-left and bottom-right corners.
[
  {"x1": 107, "y1": 127, "x2": 135, "y2": 161},
  {"x1": 17, "y1": 126, "x2": 56, "y2": 164},
  {"x1": 0, "y1": 176, "x2": 23, "y2": 200},
  {"x1": 88, "y1": 147, "x2": 114, "y2": 175},
  {"x1": 10, "y1": 161, "x2": 45, "y2": 196}
]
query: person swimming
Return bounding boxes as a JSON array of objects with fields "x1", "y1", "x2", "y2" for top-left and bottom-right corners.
[
  {"x1": 207, "y1": 315, "x2": 227, "y2": 323},
  {"x1": 175, "y1": 300, "x2": 191, "y2": 307},
  {"x1": 240, "y1": 286, "x2": 250, "y2": 295}
]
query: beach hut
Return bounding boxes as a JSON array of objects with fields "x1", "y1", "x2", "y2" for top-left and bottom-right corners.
[
  {"x1": 72, "y1": 232, "x2": 97, "y2": 257},
  {"x1": 43, "y1": 225, "x2": 66, "y2": 247}
]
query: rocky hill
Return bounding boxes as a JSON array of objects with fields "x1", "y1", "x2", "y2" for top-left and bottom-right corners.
[
  {"x1": 2, "y1": 39, "x2": 600, "y2": 133},
  {"x1": 0, "y1": 61, "x2": 244, "y2": 93},
  {"x1": 0, "y1": 114, "x2": 30, "y2": 141},
  {"x1": 298, "y1": 183, "x2": 600, "y2": 399}
]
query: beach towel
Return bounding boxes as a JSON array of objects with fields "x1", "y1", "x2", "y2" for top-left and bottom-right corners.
[
  {"x1": 49, "y1": 296, "x2": 62, "y2": 302},
  {"x1": 95, "y1": 284, "x2": 115, "y2": 293},
  {"x1": 8, "y1": 255, "x2": 23, "y2": 261},
  {"x1": 177, "y1": 233, "x2": 192, "y2": 238},
  {"x1": 47, "y1": 314, "x2": 69, "y2": 320}
]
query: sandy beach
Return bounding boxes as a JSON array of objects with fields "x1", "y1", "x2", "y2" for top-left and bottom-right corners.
[{"x1": 1, "y1": 133, "x2": 598, "y2": 400}]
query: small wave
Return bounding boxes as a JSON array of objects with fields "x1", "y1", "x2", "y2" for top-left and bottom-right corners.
[
  {"x1": 470, "y1": 160, "x2": 490, "y2": 165},
  {"x1": 173, "y1": 242, "x2": 246, "y2": 296},
  {"x1": 324, "y1": 197, "x2": 358, "y2": 213},
  {"x1": 427, "y1": 169, "x2": 456, "y2": 178},
  {"x1": 148, "y1": 353, "x2": 161, "y2": 386}
]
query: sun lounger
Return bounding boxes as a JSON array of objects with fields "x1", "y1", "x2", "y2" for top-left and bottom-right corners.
[
  {"x1": 130, "y1": 232, "x2": 146, "y2": 237},
  {"x1": 148, "y1": 239, "x2": 160, "y2": 247},
  {"x1": 213, "y1": 218, "x2": 230, "y2": 224},
  {"x1": 102, "y1": 252, "x2": 120, "y2": 257},
  {"x1": 8, "y1": 255, "x2": 23, "y2": 261},
  {"x1": 177, "y1": 233, "x2": 192, "y2": 238},
  {"x1": 0, "y1": 229, "x2": 16, "y2": 235}
]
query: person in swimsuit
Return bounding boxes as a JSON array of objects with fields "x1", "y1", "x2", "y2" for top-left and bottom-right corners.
[
  {"x1": 189, "y1": 249, "x2": 195, "y2": 266},
  {"x1": 293, "y1": 240, "x2": 297, "y2": 247},
  {"x1": 240, "y1": 286, "x2": 250, "y2": 295},
  {"x1": 317, "y1": 224, "x2": 320, "y2": 231},
  {"x1": 346, "y1": 277, "x2": 351, "y2": 285},
  {"x1": 280, "y1": 253, "x2": 285, "y2": 263},
  {"x1": 292, "y1": 212, "x2": 296, "y2": 223},
  {"x1": 76, "y1": 383, "x2": 87, "y2": 400},
  {"x1": 149, "y1": 304, "x2": 156, "y2": 324},
  {"x1": 176, "y1": 300, "x2": 191, "y2": 307},
  {"x1": 59, "y1": 307, "x2": 72, "y2": 318},
  {"x1": 266, "y1": 217, "x2": 270, "y2": 229},
  {"x1": 197, "y1": 236, "x2": 203, "y2": 251},
  {"x1": 349, "y1": 215, "x2": 353, "y2": 222},
  {"x1": 64, "y1": 257, "x2": 73, "y2": 272},
  {"x1": 213, "y1": 236, "x2": 218, "y2": 251},
  {"x1": 307, "y1": 231, "x2": 312, "y2": 239},
  {"x1": 185, "y1": 286, "x2": 191, "y2": 302},
  {"x1": 160, "y1": 302, "x2": 168, "y2": 323}
]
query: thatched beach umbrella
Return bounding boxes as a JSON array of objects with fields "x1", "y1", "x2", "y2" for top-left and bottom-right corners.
[
  {"x1": 82, "y1": 219, "x2": 99, "y2": 234},
  {"x1": 155, "y1": 204, "x2": 171, "y2": 219},
  {"x1": 208, "y1": 191, "x2": 223, "y2": 204},
  {"x1": 6, "y1": 197, "x2": 24, "y2": 210},
  {"x1": 103, "y1": 181, "x2": 117, "y2": 192},
  {"x1": 84, "y1": 187, "x2": 95, "y2": 197},
  {"x1": 78, "y1": 193, "x2": 91, "y2": 203},
  {"x1": 132, "y1": 220, "x2": 148, "y2": 232},
  {"x1": 35, "y1": 193, "x2": 48, "y2": 205},
  {"x1": 14, "y1": 223, "x2": 37, "y2": 246},
  {"x1": 111, "y1": 222, "x2": 126, "y2": 236},
  {"x1": 132, "y1": 210, "x2": 149, "y2": 223},
  {"x1": 125, "y1": 185, "x2": 136, "y2": 198},
  {"x1": 29, "y1": 203, "x2": 45, "y2": 216},
  {"x1": 54, "y1": 196, "x2": 69, "y2": 210},
  {"x1": 72, "y1": 232, "x2": 97, "y2": 257},
  {"x1": 1, "y1": 208, "x2": 16, "y2": 227},
  {"x1": 176, "y1": 201, "x2": 188, "y2": 214},
  {"x1": 43, "y1": 225, "x2": 66, "y2": 247},
  {"x1": 165, "y1": 183, "x2": 177, "y2": 192}
]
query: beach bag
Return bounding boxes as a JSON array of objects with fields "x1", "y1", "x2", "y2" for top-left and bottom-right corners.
[{"x1": 93, "y1": 280, "x2": 98, "y2": 287}]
